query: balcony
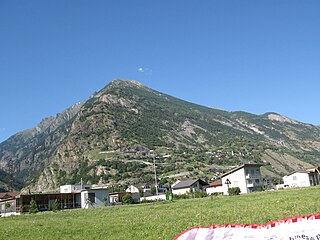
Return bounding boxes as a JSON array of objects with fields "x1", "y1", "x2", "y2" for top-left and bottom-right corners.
[
  {"x1": 245, "y1": 174, "x2": 261, "y2": 179},
  {"x1": 247, "y1": 182, "x2": 263, "y2": 188}
]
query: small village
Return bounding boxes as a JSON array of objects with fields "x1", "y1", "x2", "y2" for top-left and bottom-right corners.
[{"x1": 1, "y1": 163, "x2": 320, "y2": 217}]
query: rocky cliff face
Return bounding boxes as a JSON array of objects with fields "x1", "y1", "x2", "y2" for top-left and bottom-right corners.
[
  {"x1": 0, "y1": 102, "x2": 82, "y2": 187},
  {"x1": 1, "y1": 79, "x2": 320, "y2": 192}
]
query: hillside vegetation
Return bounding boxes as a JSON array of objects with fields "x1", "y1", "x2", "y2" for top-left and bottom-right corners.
[
  {"x1": 0, "y1": 79, "x2": 320, "y2": 191},
  {"x1": 1, "y1": 187, "x2": 320, "y2": 239}
]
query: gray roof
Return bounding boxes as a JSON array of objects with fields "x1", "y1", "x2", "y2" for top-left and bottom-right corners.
[{"x1": 172, "y1": 179, "x2": 208, "y2": 190}]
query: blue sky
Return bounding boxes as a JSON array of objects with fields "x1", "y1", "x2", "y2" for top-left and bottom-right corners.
[{"x1": 0, "y1": 0, "x2": 319, "y2": 143}]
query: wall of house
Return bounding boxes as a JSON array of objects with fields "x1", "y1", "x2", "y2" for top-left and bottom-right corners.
[
  {"x1": 140, "y1": 194, "x2": 166, "y2": 201},
  {"x1": 0, "y1": 199, "x2": 18, "y2": 217},
  {"x1": 126, "y1": 185, "x2": 139, "y2": 193},
  {"x1": 81, "y1": 190, "x2": 109, "y2": 208},
  {"x1": 222, "y1": 168, "x2": 247, "y2": 195},
  {"x1": 206, "y1": 186, "x2": 223, "y2": 195},
  {"x1": 60, "y1": 184, "x2": 91, "y2": 193},
  {"x1": 172, "y1": 188, "x2": 190, "y2": 195},
  {"x1": 244, "y1": 166, "x2": 263, "y2": 193},
  {"x1": 283, "y1": 173, "x2": 311, "y2": 188}
]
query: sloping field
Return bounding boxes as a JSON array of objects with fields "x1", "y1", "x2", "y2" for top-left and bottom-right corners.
[{"x1": 1, "y1": 187, "x2": 320, "y2": 240}]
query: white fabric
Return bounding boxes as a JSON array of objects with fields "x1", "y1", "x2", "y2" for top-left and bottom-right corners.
[{"x1": 175, "y1": 215, "x2": 320, "y2": 240}]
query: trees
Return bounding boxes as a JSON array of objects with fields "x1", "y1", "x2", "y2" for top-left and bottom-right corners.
[
  {"x1": 150, "y1": 186, "x2": 157, "y2": 195},
  {"x1": 29, "y1": 198, "x2": 39, "y2": 214},
  {"x1": 122, "y1": 194, "x2": 134, "y2": 204},
  {"x1": 51, "y1": 199, "x2": 60, "y2": 212}
]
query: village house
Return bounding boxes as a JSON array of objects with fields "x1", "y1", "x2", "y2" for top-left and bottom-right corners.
[
  {"x1": 283, "y1": 167, "x2": 320, "y2": 188},
  {"x1": 219, "y1": 164, "x2": 263, "y2": 195},
  {"x1": 0, "y1": 192, "x2": 20, "y2": 217},
  {"x1": 205, "y1": 179, "x2": 223, "y2": 195},
  {"x1": 171, "y1": 179, "x2": 209, "y2": 195},
  {"x1": 126, "y1": 183, "x2": 167, "y2": 197},
  {"x1": 109, "y1": 192, "x2": 134, "y2": 205},
  {"x1": 16, "y1": 185, "x2": 109, "y2": 212},
  {"x1": 81, "y1": 187, "x2": 109, "y2": 208}
]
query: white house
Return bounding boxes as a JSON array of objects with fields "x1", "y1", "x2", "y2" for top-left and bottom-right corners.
[
  {"x1": 171, "y1": 179, "x2": 209, "y2": 195},
  {"x1": 283, "y1": 168, "x2": 320, "y2": 188},
  {"x1": 126, "y1": 183, "x2": 167, "y2": 196},
  {"x1": 220, "y1": 164, "x2": 263, "y2": 195},
  {"x1": 81, "y1": 188, "x2": 109, "y2": 208},
  {"x1": 206, "y1": 180, "x2": 223, "y2": 195}
]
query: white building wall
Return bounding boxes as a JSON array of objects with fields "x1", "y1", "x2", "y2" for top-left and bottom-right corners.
[
  {"x1": 60, "y1": 184, "x2": 91, "y2": 193},
  {"x1": 221, "y1": 166, "x2": 263, "y2": 195},
  {"x1": 140, "y1": 194, "x2": 166, "y2": 201},
  {"x1": 172, "y1": 188, "x2": 190, "y2": 195},
  {"x1": 221, "y1": 168, "x2": 247, "y2": 195},
  {"x1": 283, "y1": 172, "x2": 311, "y2": 188},
  {"x1": 126, "y1": 185, "x2": 139, "y2": 193},
  {"x1": 206, "y1": 186, "x2": 223, "y2": 195},
  {"x1": 81, "y1": 189, "x2": 109, "y2": 208}
]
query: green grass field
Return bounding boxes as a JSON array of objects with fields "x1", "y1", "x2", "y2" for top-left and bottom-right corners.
[{"x1": 1, "y1": 187, "x2": 320, "y2": 240}]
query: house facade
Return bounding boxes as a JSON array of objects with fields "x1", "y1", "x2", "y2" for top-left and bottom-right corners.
[
  {"x1": 171, "y1": 179, "x2": 209, "y2": 195},
  {"x1": 81, "y1": 188, "x2": 109, "y2": 208},
  {"x1": 220, "y1": 164, "x2": 263, "y2": 195},
  {"x1": 283, "y1": 168, "x2": 320, "y2": 188},
  {"x1": 126, "y1": 183, "x2": 167, "y2": 197},
  {"x1": 206, "y1": 180, "x2": 223, "y2": 195},
  {"x1": 0, "y1": 192, "x2": 20, "y2": 217}
]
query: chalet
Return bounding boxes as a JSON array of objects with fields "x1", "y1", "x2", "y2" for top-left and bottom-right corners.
[
  {"x1": 283, "y1": 167, "x2": 320, "y2": 188},
  {"x1": 171, "y1": 179, "x2": 209, "y2": 195},
  {"x1": 219, "y1": 164, "x2": 263, "y2": 195}
]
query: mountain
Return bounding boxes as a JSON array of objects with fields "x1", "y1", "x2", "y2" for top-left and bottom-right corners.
[{"x1": 1, "y1": 79, "x2": 320, "y2": 192}]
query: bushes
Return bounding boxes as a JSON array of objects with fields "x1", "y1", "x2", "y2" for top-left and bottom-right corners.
[
  {"x1": 194, "y1": 191, "x2": 208, "y2": 198},
  {"x1": 173, "y1": 191, "x2": 208, "y2": 200},
  {"x1": 122, "y1": 194, "x2": 134, "y2": 204},
  {"x1": 228, "y1": 187, "x2": 241, "y2": 196}
]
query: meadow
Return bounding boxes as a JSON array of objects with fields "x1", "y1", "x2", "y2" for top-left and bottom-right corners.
[{"x1": 1, "y1": 187, "x2": 320, "y2": 240}]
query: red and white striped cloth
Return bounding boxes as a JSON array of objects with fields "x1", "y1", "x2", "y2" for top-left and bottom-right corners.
[{"x1": 174, "y1": 214, "x2": 320, "y2": 240}]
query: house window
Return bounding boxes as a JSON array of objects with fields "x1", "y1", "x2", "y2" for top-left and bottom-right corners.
[
  {"x1": 88, "y1": 193, "x2": 95, "y2": 203},
  {"x1": 293, "y1": 176, "x2": 297, "y2": 181},
  {"x1": 247, "y1": 180, "x2": 252, "y2": 184}
]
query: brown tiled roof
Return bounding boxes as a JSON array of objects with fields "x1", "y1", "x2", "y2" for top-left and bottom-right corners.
[
  {"x1": 0, "y1": 191, "x2": 20, "y2": 199},
  {"x1": 207, "y1": 180, "x2": 222, "y2": 187}
]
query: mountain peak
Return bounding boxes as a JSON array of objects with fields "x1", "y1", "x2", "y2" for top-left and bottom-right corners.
[
  {"x1": 111, "y1": 79, "x2": 146, "y2": 88},
  {"x1": 266, "y1": 113, "x2": 300, "y2": 125}
]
